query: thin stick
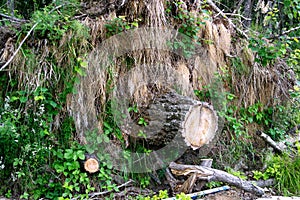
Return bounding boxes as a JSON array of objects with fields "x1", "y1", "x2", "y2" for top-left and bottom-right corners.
[
  {"x1": 70, "y1": 180, "x2": 134, "y2": 200},
  {"x1": 164, "y1": 185, "x2": 231, "y2": 200},
  {"x1": 0, "y1": 22, "x2": 38, "y2": 72},
  {"x1": 269, "y1": 26, "x2": 300, "y2": 39},
  {"x1": 0, "y1": 5, "x2": 63, "y2": 72},
  {"x1": 0, "y1": 13, "x2": 28, "y2": 22}
]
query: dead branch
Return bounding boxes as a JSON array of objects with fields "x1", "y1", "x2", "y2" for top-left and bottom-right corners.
[
  {"x1": 0, "y1": 13, "x2": 28, "y2": 23},
  {"x1": 269, "y1": 26, "x2": 300, "y2": 39},
  {"x1": 206, "y1": 0, "x2": 249, "y2": 39},
  {"x1": 196, "y1": 159, "x2": 213, "y2": 191},
  {"x1": 252, "y1": 179, "x2": 275, "y2": 188},
  {"x1": 169, "y1": 162, "x2": 264, "y2": 196},
  {"x1": 257, "y1": 131, "x2": 286, "y2": 153}
]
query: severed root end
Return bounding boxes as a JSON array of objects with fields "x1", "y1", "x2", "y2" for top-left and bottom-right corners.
[{"x1": 84, "y1": 158, "x2": 99, "y2": 173}]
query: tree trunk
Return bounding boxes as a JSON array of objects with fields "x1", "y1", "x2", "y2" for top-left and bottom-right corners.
[
  {"x1": 7, "y1": 0, "x2": 14, "y2": 16},
  {"x1": 125, "y1": 91, "x2": 218, "y2": 150},
  {"x1": 243, "y1": 0, "x2": 252, "y2": 28}
]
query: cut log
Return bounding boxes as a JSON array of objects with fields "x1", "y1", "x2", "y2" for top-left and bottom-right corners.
[
  {"x1": 125, "y1": 91, "x2": 218, "y2": 150},
  {"x1": 84, "y1": 155, "x2": 99, "y2": 173},
  {"x1": 169, "y1": 162, "x2": 265, "y2": 196}
]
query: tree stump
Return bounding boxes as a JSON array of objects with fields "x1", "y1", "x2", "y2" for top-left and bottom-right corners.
[
  {"x1": 124, "y1": 91, "x2": 218, "y2": 150},
  {"x1": 83, "y1": 154, "x2": 99, "y2": 173}
]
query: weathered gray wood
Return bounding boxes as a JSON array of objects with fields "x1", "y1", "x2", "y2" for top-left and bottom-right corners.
[
  {"x1": 169, "y1": 162, "x2": 264, "y2": 196},
  {"x1": 196, "y1": 159, "x2": 213, "y2": 191}
]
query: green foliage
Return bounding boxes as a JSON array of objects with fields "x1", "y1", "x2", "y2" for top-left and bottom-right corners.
[
  {"x1": 0, "y1": 87, "x2": 61, "y2": 198},
  {"x1": 137, "y1": 174, "x2": 151, "y2": 188},
  {"x1": 249, "y1": 36, "x2": 287, "y2": 66},
  {"x1": 225, "y1": 167, "x2": 247, "y2": 180},
  {"x1": 18, "y1": 0, "x2": 82, "y2": 42},
  {"x1": 141, "y1": 189, "x2": 192, "y2": 200},
  {"x1": 289, "y1": 49, "x2": 300, "y2": 78},
  {"x1": 138, "y1": 117, "x2": 148, "y2": 126},
  {"x1": 253, "y1": 151, "x2": 300, "y2": 195},
  {"x1": 105, "y1": 16, "x2": 141, "y2": 37},
  {"x1": 205, "y1": 181, "x2": 223, "y2": 189},
  {"x1": 52, "y1": 146, "x2": 94, "y2": 200},
  {"x1": 166, "y1": 0, "x2": 209, "y2": 58},
  {"x1": 176, "y1": 193, "x2": 192, "y2": 200}
]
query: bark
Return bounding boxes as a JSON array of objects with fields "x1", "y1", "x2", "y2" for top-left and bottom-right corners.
[{"x1": 125, "y1": 91, "x2": 218, "y2": 150}]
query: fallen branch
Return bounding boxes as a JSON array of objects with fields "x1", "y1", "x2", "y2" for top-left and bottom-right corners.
[
  {"x1": 0, "y1": 13, "x2": 28, "y2": 23},
  {"x1": 252, "y1": 179, "x2": 275, "y2": 188},
  {"x1": 169, "y1": 162, "x2": 264, "y2": 196},
  {"x1": 196, "y1": 159, "x2": 213, "y2": 191},
  {"x1": 206, "y1": 0, "x2": 249, "y2": 39}
]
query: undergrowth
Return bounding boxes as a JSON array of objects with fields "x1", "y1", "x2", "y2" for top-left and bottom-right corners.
[{"x1": 0, "y1": 0, "x2": 300, "y2": 199}]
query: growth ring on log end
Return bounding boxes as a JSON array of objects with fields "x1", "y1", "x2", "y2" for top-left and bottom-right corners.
[
  {"x1": 182, "y1": 102, "x2": 218, "y2": 150},
  {"x1": 84, "y1": 158, "x2": 99, "y2": 173}
]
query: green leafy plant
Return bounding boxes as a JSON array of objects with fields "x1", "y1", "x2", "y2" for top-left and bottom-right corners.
[
  {"x1": 253, "y1": 150, "x2": 300, "y2": 195},
  {"x1": 166, "y1": 0, "x2": 209, "y2": 58},
  {"x1": 249, "y1": 36, "x2": 287, "y2": 66},
  {"x1": 225, "y1": 167, "x2": 247, "y2": 180},
  {"x1": 52, "y1": 146, "x2": 94, "y2": 199},
  {"x1": 138, "y1": 117, "x2": 148, "y2": 126},
  {"x1": 205, "y1": 181, "x2": 223, "y2": 189},
  {"x1": 105, "y1": 16, "x2": 141, "y2": 37}
]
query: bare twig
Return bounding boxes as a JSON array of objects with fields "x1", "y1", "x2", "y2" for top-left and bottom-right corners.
[
  {"x1": 282, "y1": 26, "x2": 300, "y2": 36},
  {"x1": 88, "y1": 180, "x2": 134, "y2": 198},
  {"x1": 0, "y1": 22, "x2": 38, "y2": 72},
  {"x1": 0, "y1": 13, "x2": 28, "y2": 22},
  {"x1": 224, "y1": 13, "x2": 251, "y2": 21},
  {"x1": 206, "y1": 0, "x2": 249, "y2": 39},
  {"x1": 268, "y1": 26, "x2": 300, "y2": 39},
  {"x1": 71, "y1": 180, "x2": 134, "y2": 200},
  {"x1": 0, "y1": 4, "x2": 63, "y2": 72}
]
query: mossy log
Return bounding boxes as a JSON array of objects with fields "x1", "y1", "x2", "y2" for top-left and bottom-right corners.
[{"x1": 124, "y1": 91, "x2": 218, "y2": 150}]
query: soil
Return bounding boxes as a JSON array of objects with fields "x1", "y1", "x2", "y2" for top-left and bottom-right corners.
[{"x1": 202, "y1": 189, "x2": 259, "y2": 200}]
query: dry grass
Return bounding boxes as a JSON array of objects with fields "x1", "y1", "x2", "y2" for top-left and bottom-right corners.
[{"x1": 2, "y1": 0, "x2": 295, "y2": 145}]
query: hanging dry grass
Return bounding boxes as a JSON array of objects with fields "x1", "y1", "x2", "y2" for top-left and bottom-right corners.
[{"x1": 1, "y1": 0, "x2": 295, "y2": 147}]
